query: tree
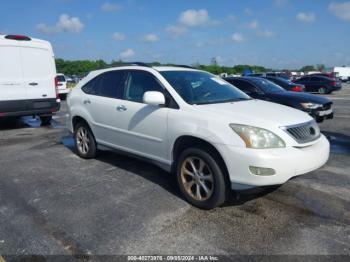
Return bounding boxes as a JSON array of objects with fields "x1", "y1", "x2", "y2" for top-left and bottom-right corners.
[
  {"x1": 300, "y1": 65, "x2": 316, "y2": 72},
  {"x1": 316, "y1": 64, "x2": 325, "y2": 72}
]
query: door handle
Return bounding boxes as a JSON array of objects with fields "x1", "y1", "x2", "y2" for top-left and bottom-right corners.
[
  {"x1": 83, "y1": 99, "x2": 91, "y2": 104},
  {"x1": 29, "y1": 82, "x2": 38, "y2": 86},
  {"x1": 116, "y1": 105, "x2": 127, "y2": 111}
]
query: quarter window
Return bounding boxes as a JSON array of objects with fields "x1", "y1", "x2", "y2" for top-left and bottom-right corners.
[{"x1": 123, "y1": 71, "x2": 163, "y2": 103}]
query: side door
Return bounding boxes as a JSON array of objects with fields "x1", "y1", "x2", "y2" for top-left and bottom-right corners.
[
  {"x1": 80, "y1": 70, "x2": 127, "y2": 145},
  {"x1": 109, "y1": 70, "x2": 170, "y2": 163},
  {"x1": 309, "y1": 77, "x2": 321, "y2": 92},
  {"x1": 0, "y1": 43, "x2": 27, "y2": 112},
  {"x1": 20, "y1": 46, "x2": 56, "y2": 101}
]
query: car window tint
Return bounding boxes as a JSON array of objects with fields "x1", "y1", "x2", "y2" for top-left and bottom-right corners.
[
  {"x1": 310, "y1": 77, "x2": 320, "y2": 82},
  {"x1": 230, "y1": 80, "x2": 259, "y2": 93},
  {"x1": 81, "y1": 75, "x2": 103, "y2": 95},
  {"x1": 98, "y1": 71, "x2": 125, "y2": 99},
  {"x1": 123, "y1": 71, "x2": 163, "y2": 103}
]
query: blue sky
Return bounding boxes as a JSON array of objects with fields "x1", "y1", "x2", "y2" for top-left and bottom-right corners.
[{"x1": 1, "y1": 0, "x2": 350, "y2": 69}]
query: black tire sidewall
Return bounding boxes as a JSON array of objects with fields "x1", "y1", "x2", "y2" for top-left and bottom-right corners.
[
  {"x1": 74, "y1": 122, "x2": 97, "y2": 159},
  {"x1": 176, "y1": 147, "x2": 227, "y2": 209}
]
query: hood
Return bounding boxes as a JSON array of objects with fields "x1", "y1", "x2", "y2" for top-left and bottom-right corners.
[
  {"x1": 269, "y1": 91, "x2": 331, "y2": 104},
  {"x1": 193, "y1": 99, "x2": 313, "y2": 127}
]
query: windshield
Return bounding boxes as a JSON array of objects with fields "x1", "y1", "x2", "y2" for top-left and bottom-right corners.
[
  {"x1": 249, "y1": 78, "x2": 285, "y2": 93},
  {"x1": 274, "y1": 77, "x2": 293, "y2": 85},
  {"x1": 160, "y1": 71, "x2": 251, "y2": 105},
  {"x1": 57, "y1": 75, "x2": 66, "y2": 82}
]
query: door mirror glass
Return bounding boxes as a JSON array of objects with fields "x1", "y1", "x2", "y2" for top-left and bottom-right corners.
[{"x1": 143, "y1": 91, "x2": 165, "y2": 106}]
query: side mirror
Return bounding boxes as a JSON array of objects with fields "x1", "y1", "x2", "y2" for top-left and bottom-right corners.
[{"x1": 143, "y1": 91, "x2": 165, "y2": 106}]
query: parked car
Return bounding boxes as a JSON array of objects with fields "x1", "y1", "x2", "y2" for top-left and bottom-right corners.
[
  {"x1": 259, "y1": 76, "x2": 305, "y2": 92},
  {"x1": 249, "y1": 72, "x2": 290, "y2": 80},
  {"x1": 293, "y1": 75, "x2": 342, "y2": 94},
  {"x1": 224, "y1": 77, "x2": 333, "y2": 123},
  {"x1": 67, "y1": 65, "x2": 329, "y2": 209},
  {"x1": 0, "y1": 34, "x2": 59, "y2": 125},
  {"x1": 56, "y1": 73, "x2": 69, "y2": 100}
]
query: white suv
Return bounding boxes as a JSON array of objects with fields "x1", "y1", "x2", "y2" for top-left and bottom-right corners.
[
  {"x1": 56, "y1": 73, "x2": 69, "y2": 100},
  {"x1": 67, "y1": 65, "x2": 330, "y2": 209}
]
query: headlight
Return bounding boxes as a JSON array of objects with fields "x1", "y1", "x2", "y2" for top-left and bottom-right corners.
[
  {"x1": 300, "y1": 102, "x2": 322, "y2": 109},
  {"x1": 230, "y1": 124, "x2": 285, "y2": 149}
]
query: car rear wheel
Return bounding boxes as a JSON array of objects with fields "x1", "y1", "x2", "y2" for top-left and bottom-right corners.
[
  {"x1": 74, "y1": 122, "x2": 97, "y2": 159},
  {"x1": 40, "y1": 115, "x2": 52, "y2": 126},
  {"x1": 176, "y1": 147, "x2": 227, "y2": 209},
  {"x1": 318, "y1": 87, "x2": 327, "y2": 94}
]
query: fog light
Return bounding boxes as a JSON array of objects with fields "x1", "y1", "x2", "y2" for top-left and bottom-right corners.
[{"x1": 249, "y1": 166, "x2": 276, "y2": 176}]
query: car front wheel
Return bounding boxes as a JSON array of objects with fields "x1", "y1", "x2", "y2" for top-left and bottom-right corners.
[
  {"x1": 318, "y1": 87, "x2": 327, "y2": 94},
  {"x1": 176, "y1": 147, "x2": 227, "y2": 209},
  {"x1": 74, "y1": 122, "x2": 97, "y2": 159}
]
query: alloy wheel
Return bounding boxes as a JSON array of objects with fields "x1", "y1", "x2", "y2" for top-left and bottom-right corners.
[
  {"x1": 76, "y1": 126, "x2": 90, "y2": 154},
  {"x1": 180, "y1": 157, "x2": 214, "y2": 201}
]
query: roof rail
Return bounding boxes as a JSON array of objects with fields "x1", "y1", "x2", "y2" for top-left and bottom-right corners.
[
  {"x1": 123, "y1": 62, "x2": 151, "y2": 67},
  {"x1": 166, "y1": 64, "x2": 195, "y2": 69}
]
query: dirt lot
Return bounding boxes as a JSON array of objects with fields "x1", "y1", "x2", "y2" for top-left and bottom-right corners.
[{"x1": 0, "y1": 85, "x2": 349, "y2": 258}]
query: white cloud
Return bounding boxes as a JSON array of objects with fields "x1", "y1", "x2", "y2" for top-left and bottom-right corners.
[
  {"x1": 296, "y1": 12, "x2": 316, "y2": 23},
  {"x1": 144, "y1": 34, "x2": 159, "y2": 42},
  {"x1": 179, "y1": 9, "x2": 210, "y2": 27},
  {"x1": 166, "y1": 25, "x2": 187, "y2": 37},
  {"x1": 257, "y1": 29, "x2": 275, "y2": 37},
  {"x1": 231, "y1": 33, "x2": 245, "y2": 43},
  {"x1": 246, "y1": 20, "x2": 259, "y2": 29},
  {"x1": 37, "y1": 14, "x2": 84, "y2": 34},
  {"x1": 120, "y1": 49, "x2": 135, "y2": 59},
  {"x1": 101, "y1": 2, "x2": 121, "y2": 13},
  {"x1": 112, "y1": 32, "x2": 125, "y2": 41},
  {"x1": 329, "y1": 2, "x2": 350, "y2": 21}
]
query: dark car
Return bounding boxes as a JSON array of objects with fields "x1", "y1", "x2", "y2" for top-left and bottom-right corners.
[
  {"x1": 224, "y1": 77, "x2": 333, "y2": 122},
  {"x1": 248, "y1": 72, "x2": 290, "y2": 80},
  {"x1": 293, "y1": 75, "x2": 342, "y2": 94},
  {"x1": 262, "y1": 76, "x2": 305, "y2": 92}
]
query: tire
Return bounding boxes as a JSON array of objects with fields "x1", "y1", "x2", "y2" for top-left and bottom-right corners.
[
  {"x1": 74, "y1": 122, "x2": 97, "y2": 159},
  {"x1": 176, "y1": 147, "x2": 227, "y2": 209},
  {"x1": 318, "y1": 87, "x2": 327, "y2": 94},
  {"x1": 60, "y1": 94, "x2": 67, "y2": 101},
  {"x1": 40, "y1": 115, "x2": 52, "y2": 126}
]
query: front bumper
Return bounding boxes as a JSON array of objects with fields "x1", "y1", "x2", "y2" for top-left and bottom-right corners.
[{"x1": 216, "y1": 135, "x2": 330, "y2": 190}]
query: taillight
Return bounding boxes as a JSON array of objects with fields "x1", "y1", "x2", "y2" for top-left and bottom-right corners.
[
  {"x1": 291, "y1": 86, "x2": 303, "y2": 92},
  {"x1": 54, "y1": 77, "x2": 59, "y2": 98},
  {"x1": 330, "y1": 81, "x2": 336, "y2": 86}
]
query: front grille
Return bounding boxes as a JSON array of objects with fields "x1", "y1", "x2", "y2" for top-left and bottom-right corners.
[
  {"x1": 283, "y1": 120, "x2": 321, "y2": 143},
  {"x1": 322, "y1": 102, "x2": 332, "y2": 111}
]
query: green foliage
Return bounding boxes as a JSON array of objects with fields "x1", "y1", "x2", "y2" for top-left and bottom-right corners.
[
  {"x1": 55, "y1": 58, "x2": 322, "y2": 76},
  {"x1": 55, "y1": 59, "x2": 109, "y2": 76},
  {"x1": 300, "y1": 65, "x2": 316, "y2": 72}
]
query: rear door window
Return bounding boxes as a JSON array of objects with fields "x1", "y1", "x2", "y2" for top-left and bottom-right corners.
[
  {"x1": 82, "y1": 70, "x2": 126, "y2": 99},
  {"x1": 97, "y1": 70, "x2": 126, "y2": 99}
]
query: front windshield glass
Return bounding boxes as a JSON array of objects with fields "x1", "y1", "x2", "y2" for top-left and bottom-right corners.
[
  {"x1": 275, "y1": 77, "x2": 292, "y2": 84},
  {"x1": 160, "y1": 71, "x2": 251, "y2": 105},
  {"x1": 250, "y1": 78, "x2": 285, "y2": 93}
]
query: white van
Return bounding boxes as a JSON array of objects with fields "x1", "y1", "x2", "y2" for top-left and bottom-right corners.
[
  {"x1": 333, "y1": 67, "x2": 350, "y2": 82},
  {"x1": 57, "y1": 73, "x2": 69, "y2": 100},
  {"x1": 0, "y1": 34, "x2": 60, "y2": 125}
]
